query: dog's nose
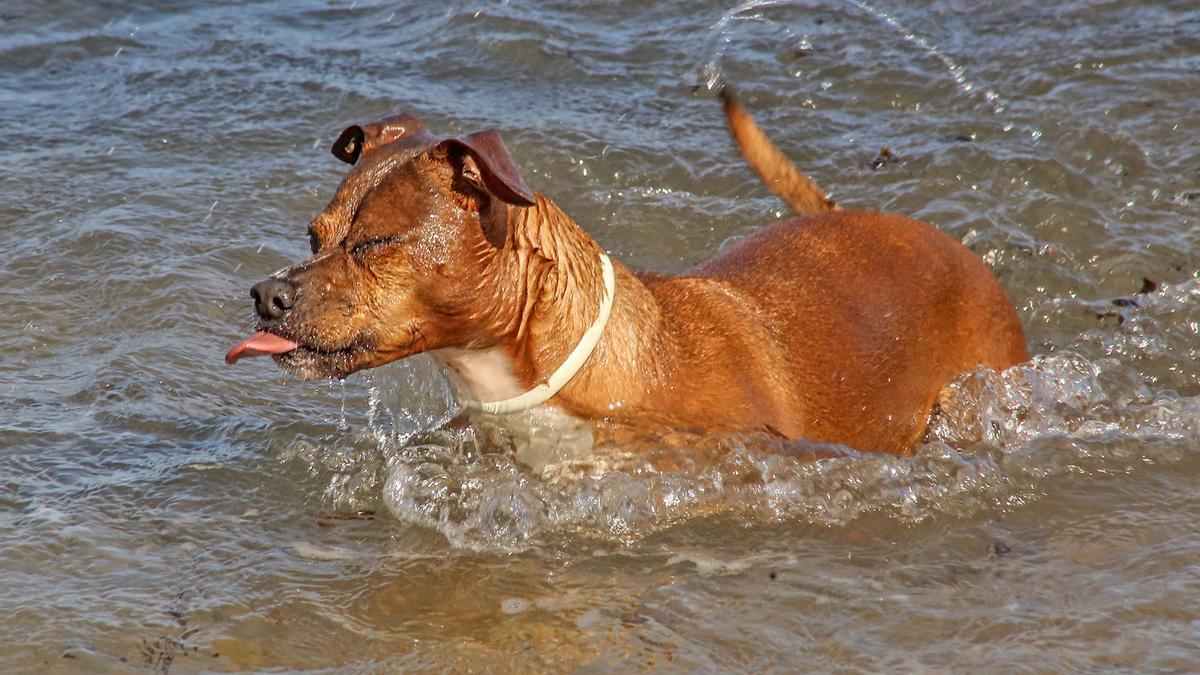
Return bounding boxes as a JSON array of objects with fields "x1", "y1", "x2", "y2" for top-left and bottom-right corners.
[{"x1": 250, "y1": 278, "x2": 297, "y2": 320}]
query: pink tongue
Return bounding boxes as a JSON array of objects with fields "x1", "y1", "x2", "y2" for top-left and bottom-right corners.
[{"x1": 225, "y1": 331, "x2": 300, "y2": 365}]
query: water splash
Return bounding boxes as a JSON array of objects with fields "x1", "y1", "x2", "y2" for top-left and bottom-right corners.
[
  {"x1": 840, "y1": 0, "x2": 1010, "y2": 115},
  {"x1": 700, "y1": 0, "x2": 1038, "y2": 138},
  {"x1": 337, "y1": 378, "x2": 348, "y2": 431},
  {"x1": 366, "y1": 352, "x2": 1199, "y2": 551},
  {"x1": 279, "y1": 356, "x2": 459, "y2": 510},
  {"x1": 272, "y1": 336, "x2": 1199, "y2": 551},
  {"x1": 701, "y1": 0, "x2": 791, "y2": 91},
  {"x1": 363, "y1": 355, "x2": 458, "y2": 448}
]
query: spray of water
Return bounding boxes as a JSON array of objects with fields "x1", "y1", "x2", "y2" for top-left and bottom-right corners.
[
  {"x1": 368, "y1": 353, "x2": 1193, "y2": 551},
  {"x1": 700, "y1": 0, "x2": 1041, "y2": 140}
]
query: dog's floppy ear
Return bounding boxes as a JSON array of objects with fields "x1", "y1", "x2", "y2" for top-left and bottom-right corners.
[
  {"x1": 331, "y1": 114, "x2": 431, "y2": 165},
  {"x1": 438, "y1": 130, "x2": 536, "y2": 206}
]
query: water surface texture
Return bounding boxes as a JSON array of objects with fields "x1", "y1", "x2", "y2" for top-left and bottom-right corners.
[{"x1": 3, "y1": 0, "x2": 1200, "y2": 671}]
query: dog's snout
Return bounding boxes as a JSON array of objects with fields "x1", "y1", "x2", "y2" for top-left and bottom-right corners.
[{"x1": 250, "y1": 277, "x2": 297, "y2": 320}]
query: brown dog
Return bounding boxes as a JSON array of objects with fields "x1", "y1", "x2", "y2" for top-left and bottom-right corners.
[{"x1": 227, "y1": 93, "x2": 1028, "y2": 455}]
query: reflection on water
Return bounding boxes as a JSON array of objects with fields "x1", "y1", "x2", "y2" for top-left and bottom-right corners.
[{"x1": 2, "y1": 0, "x2": 1199, "y2": 670}]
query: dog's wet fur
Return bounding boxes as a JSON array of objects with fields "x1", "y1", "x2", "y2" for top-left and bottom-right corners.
[{"x1": 228, "y1": 93, "x2": 1028, "y2": 455}]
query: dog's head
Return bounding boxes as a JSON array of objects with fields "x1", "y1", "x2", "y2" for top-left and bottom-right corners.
[{"x1": 226, "y1": 114, "x2": 537, "y2": 379}]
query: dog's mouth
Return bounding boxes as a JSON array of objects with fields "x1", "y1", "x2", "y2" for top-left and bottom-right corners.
[
  {"x1": 226, "y1": 325, "x2": 424, "y2": 380},
  {"x1": 225, "y1": 330, "x2": 363, "y2": 380},
  {"x1": 225, "y1": 331, "x2": 300, "y2": 365}
]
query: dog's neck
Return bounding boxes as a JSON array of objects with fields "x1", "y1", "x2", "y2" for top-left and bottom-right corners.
[
  {"x1": 505, "y1": 195, "x2": 609, "y2": 365},
  {"x1": 435, "y1": 194, "x2": 666, "y2": 417}
]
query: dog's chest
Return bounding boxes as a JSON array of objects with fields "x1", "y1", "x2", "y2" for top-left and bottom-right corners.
[
  {"x1": 431, "y1": 347, "x2": 595, "y2": 472},
  {"x1": 432, "y1": 346, "x2": 527, "y2": 402}
]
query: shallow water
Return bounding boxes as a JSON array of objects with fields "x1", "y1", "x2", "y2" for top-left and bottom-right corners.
[{"x1": 3, "y1": 0, "x2": 1199, "y2": 671}]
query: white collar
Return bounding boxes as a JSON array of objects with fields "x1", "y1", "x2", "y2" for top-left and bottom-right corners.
[{"x1": 463, "y1": 253, "x2": 615, "y2": 415}]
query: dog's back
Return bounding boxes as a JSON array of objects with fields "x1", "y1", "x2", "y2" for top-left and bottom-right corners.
[
  {"x1": 633, "y1": 92, "x2": 1029, "y2": 453},
  {"x1": 689, "y1": 209, "x2": 1027, "y2": 452}
]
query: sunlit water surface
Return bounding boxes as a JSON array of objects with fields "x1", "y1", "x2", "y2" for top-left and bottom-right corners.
[{"x1": 2, "y1": 0, "x2": 1199, "y2": 671}]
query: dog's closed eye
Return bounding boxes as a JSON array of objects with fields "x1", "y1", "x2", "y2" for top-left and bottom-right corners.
[{"x1": 350, "y1": 235, "x2": 409, "y2": 260}]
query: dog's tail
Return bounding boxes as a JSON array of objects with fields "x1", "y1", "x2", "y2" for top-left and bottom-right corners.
[{"x1": 719, "y1": 87, "x2": 838, "y2": 214}]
